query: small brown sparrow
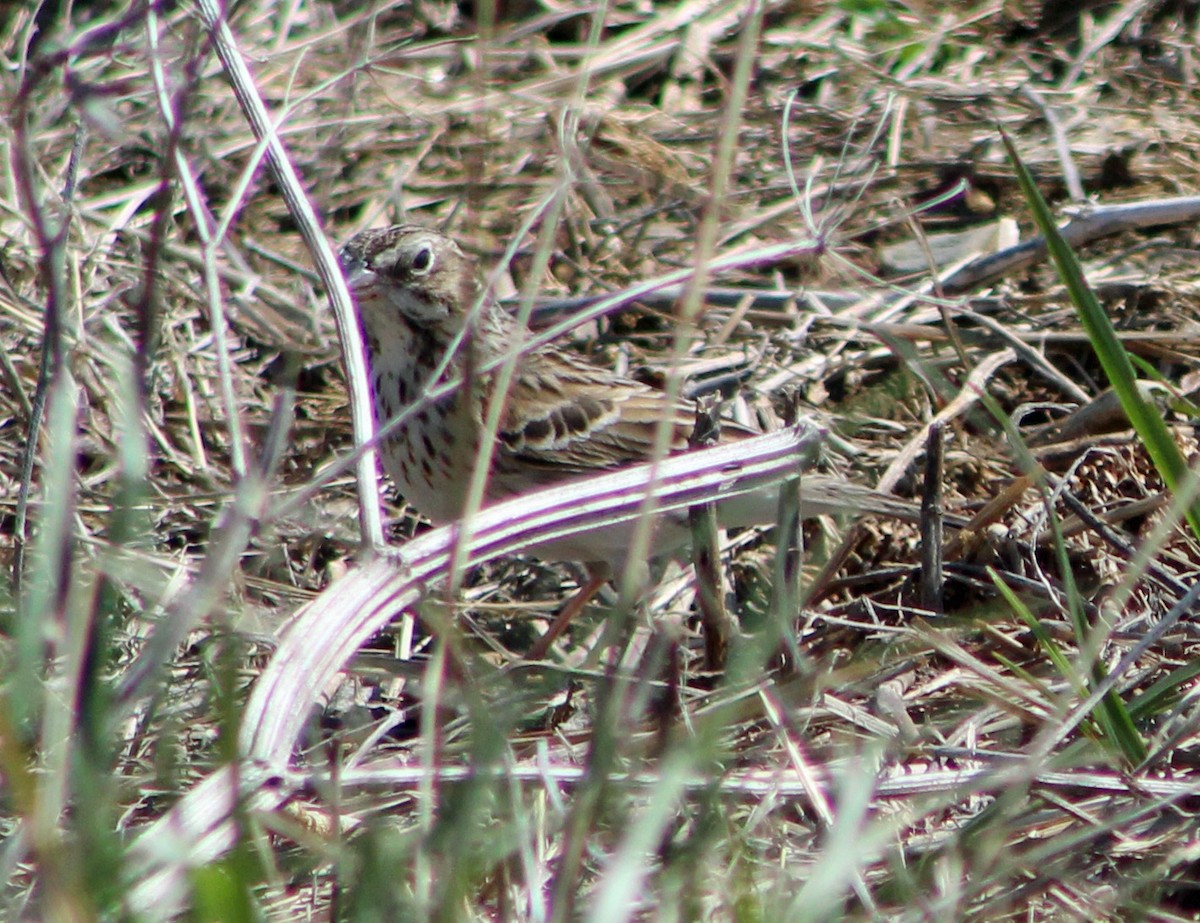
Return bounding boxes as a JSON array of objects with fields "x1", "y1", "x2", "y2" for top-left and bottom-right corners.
[{"x1": 339, "y1": 225, "x2": 923, "y2": 569}]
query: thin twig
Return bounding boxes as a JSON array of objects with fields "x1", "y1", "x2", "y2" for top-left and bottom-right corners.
[{"x1": 192, "y1": 0, "x2": 384, "y2": 550}]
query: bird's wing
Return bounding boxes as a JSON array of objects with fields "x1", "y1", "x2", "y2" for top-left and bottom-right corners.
[{"x1": 494, "y1": 346, "x2": 698, "y2": 477}]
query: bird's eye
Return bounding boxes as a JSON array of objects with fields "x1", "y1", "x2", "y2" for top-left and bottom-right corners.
[{"x1": 410, "y1": 244, "x2": 434, "y2": 274}]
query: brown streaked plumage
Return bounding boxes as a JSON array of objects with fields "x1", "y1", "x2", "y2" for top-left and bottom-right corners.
[{"x1": 339, "y1": 224, "x2": 924, "y2": 567}]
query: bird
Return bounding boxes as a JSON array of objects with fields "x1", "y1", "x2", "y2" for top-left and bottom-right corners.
[{"x1": 339, "y1": 225, "x2": 929, "y2": 647}]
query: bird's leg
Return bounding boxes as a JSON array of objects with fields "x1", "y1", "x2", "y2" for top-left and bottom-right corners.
[{"x1": 527, "y1": 566, "x2": 610, "y2": 660}]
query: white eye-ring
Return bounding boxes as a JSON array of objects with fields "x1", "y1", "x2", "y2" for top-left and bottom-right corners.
[{"x1": 409, "y1": 242, "x2": 435, "y2": 274}]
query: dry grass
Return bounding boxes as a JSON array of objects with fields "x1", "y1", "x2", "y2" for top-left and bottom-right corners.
[{"x1": 5, "y1": 0, "x2": 1200, "y2": 919}]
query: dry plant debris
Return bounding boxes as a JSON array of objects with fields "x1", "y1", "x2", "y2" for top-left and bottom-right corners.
[{"x1": 4, "y1": 1, "x2": 1200, "y2": 919}]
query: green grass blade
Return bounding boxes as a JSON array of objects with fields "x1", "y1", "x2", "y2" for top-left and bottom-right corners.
[
  {"x1": 988, "y1": 568, "x2": 1146, "y2": 763},
  {"x1": 1000, "y1": 129, "x2": 1200, "y2": 542}
]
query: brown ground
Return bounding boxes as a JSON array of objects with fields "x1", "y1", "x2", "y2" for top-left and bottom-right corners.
[{"x1": 4, "y1": 1, "x2": 1200, "y2": 919}]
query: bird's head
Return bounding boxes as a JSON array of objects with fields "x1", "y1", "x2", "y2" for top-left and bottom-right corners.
[{"x1": 340, "y1": 225, "x2": 480, "y2": 334}]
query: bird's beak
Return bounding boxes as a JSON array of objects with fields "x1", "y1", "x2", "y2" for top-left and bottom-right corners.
[{"x1": 338, "y1": 248, "x2": 370, "y2": 289}]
